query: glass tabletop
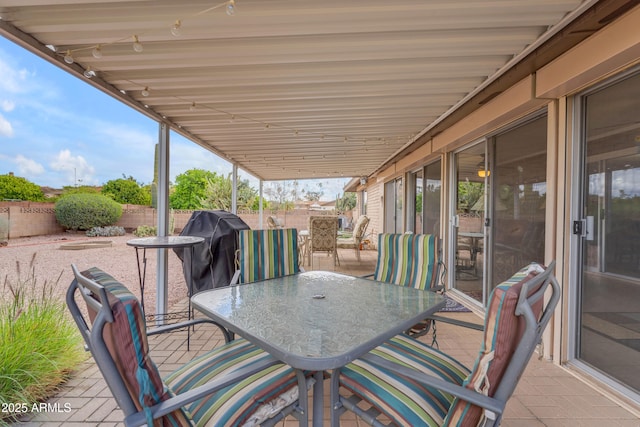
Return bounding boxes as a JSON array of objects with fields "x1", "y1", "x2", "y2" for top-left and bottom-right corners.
[
  {"x1": 192, "y1": 271, "x2": 445, "y2": 370},
  {"x1": 126, "y1": 235, "x2": 204, "y2": 248}
]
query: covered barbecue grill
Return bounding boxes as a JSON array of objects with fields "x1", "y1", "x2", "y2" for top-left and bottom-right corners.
[{"x1": 174, "y1": 210, "x2": 249, "y2": 292}]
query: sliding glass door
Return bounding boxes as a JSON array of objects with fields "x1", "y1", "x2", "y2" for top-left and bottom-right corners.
[
  {"x1": 576, "y1": 71, "x2": 640, "y2": 394},
  {"x1": 452, "y1": 143, "x2": 486, "y2": 304},
  {"x1": 451, "y1": 115, "x2": 547, "y2": 306}
]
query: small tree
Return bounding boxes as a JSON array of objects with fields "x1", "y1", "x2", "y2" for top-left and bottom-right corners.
[
  {"x1": 336, "y1": 192, "x2": 356, "y2": 212},
  {"x1": 102, "y1": 176, "x2": 151, "y2": 205},
  {"x1": 55, "y1": 193, "x2": 122, "y2": 231},
  {"x1": 170, "y1": 169, "x2": 217, "y2": 209},
  {"x1": 0, "y1": 174, "x2": 45, "y2": 201},
  {"x1": 200, "y1": 173, "x2": 258, "y2": 211}
]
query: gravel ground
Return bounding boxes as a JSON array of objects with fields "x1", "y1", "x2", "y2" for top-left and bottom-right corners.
[{"x1": 0, "y1": 233, "x2": 190, "y2": 315}]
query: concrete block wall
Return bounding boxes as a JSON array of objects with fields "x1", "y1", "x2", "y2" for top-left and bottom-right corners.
[{"x1": 0, "y1": 202, "x2": 354, "y2": 239}]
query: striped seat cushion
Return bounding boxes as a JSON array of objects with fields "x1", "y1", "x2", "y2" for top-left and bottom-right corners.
[
  {"x1": 82, "y1": 268, "x2": 304, "y2": 427},
  {"x1": 81, "y1": 267, "x2": 192, "y2": 426},
  {"x1": 443, "y1": 263, "x2": 545, "y2": 427},
  {"x1": 374, "y1": 234, "x2": 439, "y2": 290},
  {"x1": 237, "y1": 228, "x2": 300, "y2": 284},
  {"x1": 339, "y1": 333, "x2": 471, "y2": 426},
  {"x1": 164, "y1": 338, "x2": 303, "y2": 427}
]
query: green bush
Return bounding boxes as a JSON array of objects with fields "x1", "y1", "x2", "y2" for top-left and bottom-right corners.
[
  {"x1": 101, "y1": 177, "x2": 151, "y2": 205},
  {"x1": 0, "y1": 174, "x2": 45, "y2": 202},
  {"x1": 133, "y1": 225, "x2": 157, "y2": 237},
  {"x1": 0, "y1": 257, "x2": 85, "y2": 422},
  {"x1": 85, "y1": 226, "x2": 126, "y2": 237},
  {"x1": 55, "y1": 193, "x2": 122, "y2": 231}
]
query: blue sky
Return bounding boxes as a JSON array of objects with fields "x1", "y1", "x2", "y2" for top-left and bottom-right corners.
[{"x1": 0, "y1": 37, "x2": 347, "y2": 200}]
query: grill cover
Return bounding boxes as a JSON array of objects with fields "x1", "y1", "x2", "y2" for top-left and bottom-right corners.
[{"x1": 174, "y1": 210, "x2": 249, "y2": 292}]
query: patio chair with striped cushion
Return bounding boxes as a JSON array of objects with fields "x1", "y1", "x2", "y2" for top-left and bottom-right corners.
[
  {"x1": 231, "y1": 228, "x2": 304, "y2": 285},
  {"x1": 368, "y1": 233, "x2": 449, "y2": 339},
  {"x1": 331, "y1": 262, "x2": 560, "y2": 427},
  {"x1": 374, "y1": 233, "x2": 443, "y2": 291},
  {"x1": 67, "y1": 264, "x2": 312, "y2": 427},
  {"x1": 370, "y1": 233, "x2": 482, "y2": 342}
]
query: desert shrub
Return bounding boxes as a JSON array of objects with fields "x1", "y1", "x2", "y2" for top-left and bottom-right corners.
[
  {"x1": 0, "y1": 256, "x2": 85, "y2": 422},
  {"x1": 133, "y1": 225, "x2": 157, "y2": 237},
  {"x1": 101, "y1": 177, "x2": 151, "y2": 205},
  {"x1": 55, "y1": 193, "x2": 122, "y2": 231},
  {"x1": 85, "y1": 226, "x2": 126, "y2": 237},
  {"x1": 0, "y1": 174, "x2": 45, "y2": 202}
]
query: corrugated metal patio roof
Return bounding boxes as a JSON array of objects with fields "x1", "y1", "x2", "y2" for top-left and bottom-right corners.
[{"x1": 0, "y1": 0, "x2": 624, "y2": 182}]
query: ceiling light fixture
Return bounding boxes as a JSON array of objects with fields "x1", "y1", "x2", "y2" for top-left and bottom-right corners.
[
  {"x1": 170, "y1": 20, "x2": 182, "y2": 37},
  {"x1": 63, "y1": 50, "x2": 74, "y2": 64},
  {"x1": 132, "y1": 35, "x2": 143, "y2": 52},
  {"x1": 189, "y1": 102, "x2": 197, "y2": 111},
  {"x1": 91, "y1": 45, "x2": 103, "y2": 59},
  {"x1": 226, "y1": 0, "x2": 236, "y2": 16},
  {"x1": 141, "y1": 87, "x2": 150, "y2": 97},
  {"x1": 83, "y1": 67, "x2": 95, "y2": 78}
]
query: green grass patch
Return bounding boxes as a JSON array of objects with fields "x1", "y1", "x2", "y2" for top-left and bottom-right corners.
[{"x1": 0, "y1": 255, "x2": 86, "y2": 424}]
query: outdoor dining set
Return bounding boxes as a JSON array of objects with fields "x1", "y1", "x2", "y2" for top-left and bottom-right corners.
[{"x1": 65, "y1": 222, "x2": 560, "y2": 427}]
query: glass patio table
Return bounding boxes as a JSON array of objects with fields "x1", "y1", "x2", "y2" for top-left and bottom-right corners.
[{"x1": 191, "y1": 270, "x2": 445, "y2": 427}]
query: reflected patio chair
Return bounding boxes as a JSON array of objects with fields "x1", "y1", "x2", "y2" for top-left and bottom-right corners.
[
  {"x1": 331, "y1": 261, "x2": 560, "y2": 427},
  {"x1": 267, "y1": 215, "x2": 284, "y2": 229},
  {"x1": 231, "y1": 228, "x2": 304, "y2": 285},
  {"x1": 309, "y1": 215, "x2": 340, "y2": 269},
  {"x1": 336, "y1": 214, "x2": 370, "y2": 261},
  {"x1": 67, "y1": 264, "x2": 310, "y2": 427}
]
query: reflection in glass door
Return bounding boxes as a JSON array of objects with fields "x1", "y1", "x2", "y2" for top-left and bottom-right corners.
[
  {"x1": 577, "y1": 72, "x2": 640, "y2": 394},
  {"x1": 452, "y1": 143, "x2": 486, "y2": 305},
  {"x1": 490, "y1": 115, "x2": 547, "y2": 288},
  {"x1": 384, "y1": 178, "x2": 403, "y2": 233}
]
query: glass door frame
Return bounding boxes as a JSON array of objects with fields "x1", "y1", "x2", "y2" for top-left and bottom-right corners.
[
  {"x1": 567, "y1": 65, "x2": 640, "y2": 402},
  {"x1": 448, "y1": 139, "x2": 489, "y2": 308}
]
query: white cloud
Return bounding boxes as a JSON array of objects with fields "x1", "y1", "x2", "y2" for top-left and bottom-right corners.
[
  {"x1": 0, "y1": 113, "x2": 13, "y2": 137},
  {"x1": 50, "y1": 149, "x2": 96, "y2": 185},
  {"x1": 2, "y1": 100, "x2": 15, "y2": 112},
  {"x1": 0, "y1": 56, "x2": 32, "y2": 94},
  {"x1": 15, "y1": 154, "x2": 44, "y2": 175}
]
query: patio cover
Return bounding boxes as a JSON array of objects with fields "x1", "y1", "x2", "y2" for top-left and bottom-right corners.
[{"x1": 0, "y1": 0, "x2": 621, "y2": 182}]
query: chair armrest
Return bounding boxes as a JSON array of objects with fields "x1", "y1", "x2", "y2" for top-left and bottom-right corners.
[
  {"x1": 359, "y1": 353, "x2": 503, "y2": 418},
  {"x1": 147, "y1": 318, "x2": 233, "y2": 343},
  {"x1": 124, "y1": 356, "x2": 281, "y2": 427},
  {"x1": 427, "y1": 314, "x2": 484, "y2": 331}
]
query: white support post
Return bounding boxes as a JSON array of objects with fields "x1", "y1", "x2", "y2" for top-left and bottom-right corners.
[
  {"x1": 156, "y1": 122, "x2": 170, "y2": 322},
  {"x1": 259, "y1": 180, "x2": 264, "y2": 228},
  {"x1": 232, "y1": 164, "x2": 238, "y2": 214}
]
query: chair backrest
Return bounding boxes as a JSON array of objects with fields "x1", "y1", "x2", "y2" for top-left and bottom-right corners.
[
  {"x1": 444, "y1": 261, "x2": 560, "y2": 426},
  {"x1": 66, "y1": 265, "x2": 190, "y2": 426},
  {"x1": 309, "y1": 216, "x2": 339, "y2": 252},
  {"x1": 235, "y1": 228, "x2": 300, "y2": 284},
  {"x1": 352, "y1": 215, "x2": 370, "y2": 240},
  {"x1": 373, "y1": 233, "x2": 441, "y2": 291}
]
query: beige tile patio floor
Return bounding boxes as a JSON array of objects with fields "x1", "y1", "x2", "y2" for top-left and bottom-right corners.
[{"x1": 14, "y1": 248, "x2": 640, "y2": 426}]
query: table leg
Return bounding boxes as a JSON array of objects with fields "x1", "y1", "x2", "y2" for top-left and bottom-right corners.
[
  {"x1": 133, "y1": 247, "x2": 147, "y2": 313},
  {"x1": 184, "y1": 246, "x2": 193, "y2": 351},
  {"x1": 295, "y1": 370, "x2": 309, "y2": 427},
  {"x1": 312, "y1": 370, "x2": 324, "y2": 427}
]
